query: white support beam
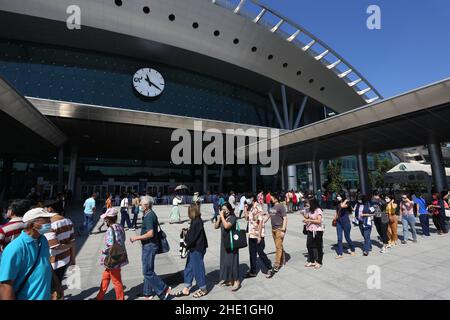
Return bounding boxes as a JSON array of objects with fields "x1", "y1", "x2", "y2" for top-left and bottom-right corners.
[
  {"x1": 268, "y1": 92, "x2": 285, "y2": 129},
  {"x1": 281, "y1": 85, "x2": 289, "y2": 130},
  {"x1": 338, "y1": 69, "x2": 352, "y2": 78},
  {"x1": 302, "y1": 40, "x2": 316, "y2": 51},
  {"x1": 234, "y1": 0, "x2": 246, "y2": 14},
  {"x1": 327, "y1": 60, "x2": 341, "y2": 69},
  {"x1": 357, "y1": 87, "x2": 372, "y2": 96},
  {"x1": 270, "y1": 19, "x2": 284, "y2": 33},
  {"x1": 366, "y1": 96, "x2": 379, "y2": 104},
  {"x1": 253, "y1": 8, "x2": 266, "y2": 23},
  {"x1": 315, "y1": 49, "x2": 329, "y2": 61},
  {"x1": 293, "y1": 96, "x2": 308, "y2": 129},
  {"x1": 287, "y1": 29, "x2": 301, "y2": 42},
  {"x1": 348, "y1": 78, "x2": 362, "y2": 87}
]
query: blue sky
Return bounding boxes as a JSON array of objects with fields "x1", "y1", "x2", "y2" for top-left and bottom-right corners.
[{"x1": 261, "y1": 0, "x2": 450, "y2": 98}]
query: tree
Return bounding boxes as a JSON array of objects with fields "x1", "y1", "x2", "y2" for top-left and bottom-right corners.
[
  {"x1": 325, "y1": 160, "x2": 345, "y2": 193},
  {"x1": 370, "y1": 154, "x2": 395, "y2": 190}
]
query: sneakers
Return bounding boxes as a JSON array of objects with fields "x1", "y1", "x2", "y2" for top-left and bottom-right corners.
[
  {"x1": 401, "y1": 240, "x2": 407, "y2": 244},
  {"x1": 412, "y1": 239, "x2": 418, "y2": 243},
  {"x1": 266, "y1": 267, "x2": 278, "y2": 278},
  {"x1": 363, "y1": 252, "x2": 369, "y2": 256},
  {"x1": 380, "y1": 247, "x2": 387, "y2": 253},
  {"x1": 161, "y1": 286, "x2": 172, "y2": 300},
  {"x1": 129, "y1": 228, "x2": 136, "y2": 231}
]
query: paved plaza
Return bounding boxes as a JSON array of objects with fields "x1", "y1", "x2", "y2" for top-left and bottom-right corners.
[{"x1": 65, "y1": 204, "x2": 450, "y2": 300}]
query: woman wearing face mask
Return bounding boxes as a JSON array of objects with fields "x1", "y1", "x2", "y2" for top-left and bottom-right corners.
[
  {"x1": 214, "y1": 202, "x2": 241, "y2": 291},
  {"x1": 95, "y1": 208, "x2": 128, "y2": 300},
  {"x1": 371, "y1": 192, "x2": 389, "y2": 253},
  {"x1": 428, "y1": 193, "x2": 447, "y2": 235},
  {"x1": 385, "y1": 195, "x2": 398, "y2": 247},
  {"x1": 353, "y1": 195, "x2": 374, "y2": 256},
  {"x1": 334, "y1": 195, "x2": 356, "y2": 259}
]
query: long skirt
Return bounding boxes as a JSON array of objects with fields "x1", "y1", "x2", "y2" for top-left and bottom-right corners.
[{"x1": 169, "y1": 206, "x2": 180, "y2": 222}]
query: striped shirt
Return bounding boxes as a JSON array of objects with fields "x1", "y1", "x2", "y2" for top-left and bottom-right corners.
[
  {"x1": 0, "y1": 217, "x2": 25, "y2": 252},
  {"x1": 44, "y1": 218, "x2": 75, "y2": 270}
]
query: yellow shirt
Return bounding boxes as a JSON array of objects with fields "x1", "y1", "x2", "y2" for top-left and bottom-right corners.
[{"x1": 386, "y1": 202, "x2": 397, "y2": 216}]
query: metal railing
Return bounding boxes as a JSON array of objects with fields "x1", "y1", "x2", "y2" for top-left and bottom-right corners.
[{"x1": 211, "y1": 0, "x2": 382, "y2": 104}]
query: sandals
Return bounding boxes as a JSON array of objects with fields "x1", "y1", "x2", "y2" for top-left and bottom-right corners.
[
  {"x1": 173, "y1": 290, "x2": 190, "y2": 297},
  {"x1": 193, "y1": 289, "x2": 208, "y2": 298},
  {"x1": 231, "y1": 284, "x2": 241, "y2": 292},
  {"x1": 219, "y1": 281, "x2": 232, "y2": 287},
  {"x1": 304, "y1": 262, "x2": 315, "y2": 267}
]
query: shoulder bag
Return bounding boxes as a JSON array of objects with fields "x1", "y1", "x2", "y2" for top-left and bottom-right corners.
[
  {"x1": 224, "y1": 220, "x2": 247, "y2": 251},
  {"x1": 157, "y1": 221, "x2": 170, "y2": 254},
  {"x1": 104, "y1": 226, "x2": 128, "y2": 269}
]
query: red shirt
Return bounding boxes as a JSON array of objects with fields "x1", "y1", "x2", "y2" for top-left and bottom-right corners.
[
  {"x1": 0, "y1": 218, "x2": 25, "y2": 252},
  {"x1": 265, "y1": 193, "x2": 271, "y2": 204}
]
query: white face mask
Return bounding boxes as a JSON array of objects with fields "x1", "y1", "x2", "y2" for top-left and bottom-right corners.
[
  {"x1": 385, "y1": 198, "x2": 391, "y2": 203},
  {"x1": 337, "y1": 197, "x2": 342, "y2": 202}
]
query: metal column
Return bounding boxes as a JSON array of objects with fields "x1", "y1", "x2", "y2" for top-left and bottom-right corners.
[
  {"x1": 287, "y1": 164, "x2": 297, "y2": 191},
  {"x1": 203, "y1": 164, "x2": 208, "y2": 194},
  {"x1": 312, "y1": 160, "x2": 321, "y2": 192},
  {"x1": 357, "y1": 153, "x2": 371, "y2": 195},
  {"x1": 57, "y1": 147, "x2": 64, "y2": 193},
  {"x1": 252, "y1": 165, "x2": 257, "y2": 193},
  {"x1": 428, "y1": 142, "x2": 449, "y2": 192},
  {"x1": 67, "y1": 146, "x2": 78, "y2": 197}
]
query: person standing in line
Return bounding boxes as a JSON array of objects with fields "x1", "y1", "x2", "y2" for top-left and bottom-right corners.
[
  {"x1": 428, "y1": 192, "x2": 448, "y2": 235},
  {"x1": 131, "y1": 193, "x2": 140, "y2": 231},
  {"x1": 170, "y1": 194, "x2": 183, "y2": 224},
  {"x1": 214, "y1": 202, "x2": 241, "y2": 291},
  {"x1": 354, "y1": 195, "x2": 374, "y2": 256},
  {"x1": 44, "y1": 210, "x2": 76, "y2": 300},
  {"x1": 371, "y1": 192, "x2": 389, "y2": 253},
  {"x1": 414, "y1": 193, "x2": 430, "y2": 236},
  {"x1": 303, "y1": 199, "x2": 324, "y2": 269},
  {"x1": 257, "y1": 190, "x2": 264, "y2": 206},
  {"x1": 218, "y1": 193, "x2": 225, "y2": 208},
  {"x1": 95, "y1": 208, "x2": 128, "y2": 300},
  {"x1": 400, "y1": 194, "x2": 418, "y2": 244},
  {"x1": 334, "y1": 195, "x2": 356, "y2": 259},
  {"x1": 267, "y1": 194, "x2": 287, "y2": 278},
  {"x1": 245, "y1": 196, "x2": 272, "y2": 278},
  {"x1": 238, "y1": 193, "x2": 247, "y2": 219},
  {"x1": 174, "y1": 205, "x2": 208, "y2": 298},
  {"x1": 385, "y1": 195, "x2": 399, "y2": 246},
  {"x1": 0, "y1": 208, "x2": 61, "y2": 300},
  {"x1": 120, "y1": 194, "x2": 132, "y2": 230},
  {"x1": 228, "y1": 191, "x2": 236, "y2": 212},
  {"x1": 98, "y1": 192, "x2": 112, "y2": 233},
  {"x1": 285, "y1": 191, "x2": 292, "y2": 214},
  {"x1": 81, "y1": 193, "x2": 97, "y2": 235},
  {"x1": 0, "y1": 199, "x2": 29, "y2": 254},
  {"x1": 130, "y1": 196, "x2": 172, "y2": 300},
  {"x1": 265, "y1": 191, "x2": 272, "y2": 213}
]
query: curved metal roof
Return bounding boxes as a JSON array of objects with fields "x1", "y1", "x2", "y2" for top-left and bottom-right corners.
[{"x1": 0, "y1": 0, "x2": 380, "y2": 112}]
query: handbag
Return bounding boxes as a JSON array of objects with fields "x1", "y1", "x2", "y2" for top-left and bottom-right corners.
[
  {"x1": 332, "y1": 207, "x2": 341, "y2": 227},
  {"x1": 157, "y1": 222, "x2": 170, "y2": 254},
  {"x1": 104, "y1": 226, "x2": 128, "y2": 269},
  {"x1": 302, "y1": 224, "x2": 307, "y2": 235},
  {"x1": 224, "y1": 220, "x2": 247, "y2": 251}
]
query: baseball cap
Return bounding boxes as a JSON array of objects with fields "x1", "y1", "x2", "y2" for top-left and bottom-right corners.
[
  {"x1": 22, "y1": 207, "x2": 56, "y2": 223},
  {"x1": 101, "y1": 208, "x2": 118, "y2": 220}
]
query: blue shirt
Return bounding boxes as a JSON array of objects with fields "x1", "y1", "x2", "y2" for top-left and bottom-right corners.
[
  {"x1": 83, "y1": 197, "x2": 96, "y2": 215},
  {"x1": 0, "y1": 231, "x2": 52, "y2": 300},
  {"x1": 414, "y1": 198, "x2": 428, "y2": 214}
]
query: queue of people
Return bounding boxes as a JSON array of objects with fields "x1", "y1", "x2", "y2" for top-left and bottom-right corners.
[{"x1": 0, "y1": 188, "x2": 449, "y2": 300}]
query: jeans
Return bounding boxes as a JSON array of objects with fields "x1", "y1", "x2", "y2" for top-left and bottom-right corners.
[
  {"x1": 306, "y1": 231, "x2": 323, "y2": 265},
  {"x1": 184, "y1": 250, "x2": 207, "y2": 291},
  {"x1": 212, "y1": 206, "x2": 219, "y2": 221},
  {"x1": 336, "y1": 218, "x2": 355, "y2": 255},
  {"x1": 401, "y1": 214, "x2": 417, "y2": 241},
  {"x1": 120, "y1": 209, "x2": 132, "y2": 229},
  {"x1": 142, "y1": 242, "x2": 167, "y2": 297},
  {"x1": 419, "y1": 214, "x2": 430, "y2": 236},
  {"x1": 266, "y1": 204, "x2": 272, "y2": 213},
  {"x1": 83, "y1": 214, "x2": 94, "y2": 234},
  {"x1": 358, "y1": 224, "x2": 372, "y2": 253},
  {"x1": 248, "y1": 238, "x2": 272, "y2": 274}
]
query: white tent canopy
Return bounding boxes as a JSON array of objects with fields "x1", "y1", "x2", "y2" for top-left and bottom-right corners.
[{"x1": 384, "y1": 162, "x2": 450, "y2": 185}]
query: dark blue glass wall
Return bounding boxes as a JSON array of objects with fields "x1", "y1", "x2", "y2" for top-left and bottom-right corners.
[{"x1": 0, "y1": 40, "x2": 275, "y2": 127}]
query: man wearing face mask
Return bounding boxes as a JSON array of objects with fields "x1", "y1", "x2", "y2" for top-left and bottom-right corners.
[{"x1": 0, "y1": 207, "x2": 61, "y2": 300}]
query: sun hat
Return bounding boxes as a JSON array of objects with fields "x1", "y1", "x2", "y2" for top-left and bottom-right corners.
[
  {"x1": 101, "y1": 208, "x2": 118, "y2": 220},
  {"x1": 22, "y1": 207, "x2": 56, "y2": 223}
]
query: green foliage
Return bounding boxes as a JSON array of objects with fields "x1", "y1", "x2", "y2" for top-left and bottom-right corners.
[
  {"x1": 370, "y1": 154, "x2": 395, "y2": 189},
  {"x1": 325, "y1": 160, "x2": 345, "y2": 193}
]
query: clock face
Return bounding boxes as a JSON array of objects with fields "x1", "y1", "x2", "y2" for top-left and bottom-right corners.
[{"x1": 132, "y1": 68, "x2": 165, "y2": 97}]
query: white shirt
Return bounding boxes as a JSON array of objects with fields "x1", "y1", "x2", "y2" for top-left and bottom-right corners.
[
  {"x1": 173, "y1": 197, "x2": 182, "y2": 206},
  {"x1": 239, "y1": 196, "x2": 246, "y2": 211},
  {"x1": 120, "y1": 198, "x2": 128, "y2": 208},
  {"x1": 229, "y1": 195, "x2": 236, "y2": 209}
]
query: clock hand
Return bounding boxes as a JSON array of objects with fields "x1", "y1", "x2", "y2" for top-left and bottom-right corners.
[{"x1": 147, "y1": 78, "x2": 162, "y2": 92}]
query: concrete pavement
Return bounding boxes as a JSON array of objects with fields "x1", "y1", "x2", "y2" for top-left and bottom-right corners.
[{"x1": 64, "y1": 204, "x2": 450, "y2": 300}]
